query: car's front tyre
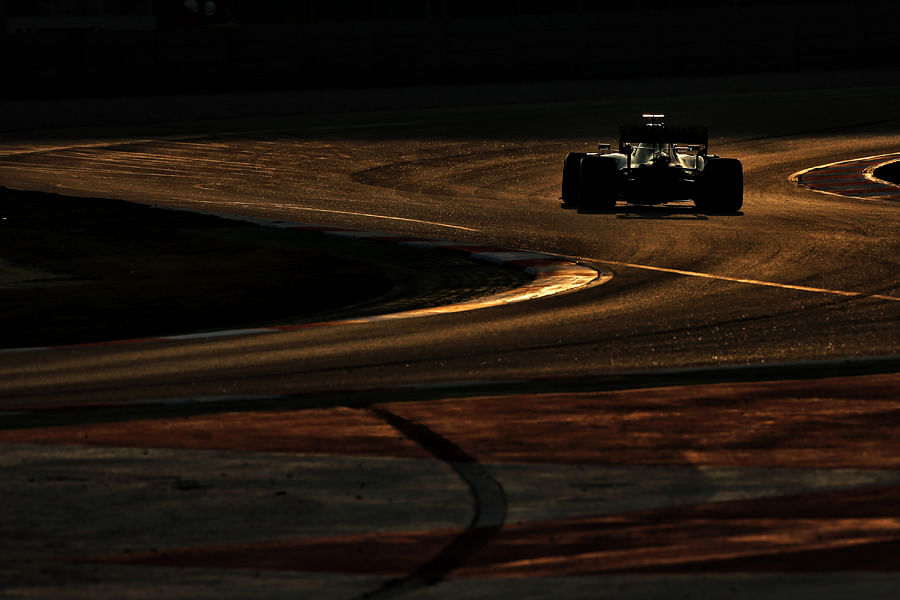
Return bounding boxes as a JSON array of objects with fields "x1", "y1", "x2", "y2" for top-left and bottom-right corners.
[{"x1": 561, "y1": 152, "x2": 587, "y2": 206}]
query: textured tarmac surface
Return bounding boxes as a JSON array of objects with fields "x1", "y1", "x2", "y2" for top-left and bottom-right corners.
[
  {"x1": 3, "y1": 371, "x2": 899, "y2": 598},
  {"x1": 2, "y1": 71, "x2": 900, "y2": 598}
]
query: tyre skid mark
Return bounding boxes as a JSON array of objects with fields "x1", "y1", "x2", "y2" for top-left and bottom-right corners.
[
  {"x1": 59, "y1": 406, "x2": 507, "y2": 596},
  {"x1": 6, "y1": 372, "x2": 899, "y2": 580},
  {"x1": 352, "y1": 407, "x2": 506, "y2": 598}
]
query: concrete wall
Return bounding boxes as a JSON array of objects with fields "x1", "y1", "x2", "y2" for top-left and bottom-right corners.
[{"x1": 3, "y1": 2, "x2": 899, "y2": 98}]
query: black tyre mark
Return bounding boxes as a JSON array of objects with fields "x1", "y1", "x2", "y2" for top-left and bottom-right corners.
[{"x1": 353, "y1": 406, "x2": 507, "y2": 599}]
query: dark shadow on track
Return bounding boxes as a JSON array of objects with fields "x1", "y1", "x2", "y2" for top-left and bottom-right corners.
[{"x1": 560, "y1": 201, "x2": 743, "y2": 220}]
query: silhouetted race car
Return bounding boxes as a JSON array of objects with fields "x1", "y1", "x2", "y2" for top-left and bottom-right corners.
[{"x1": 561, "y1": 114, "x2": 743, "y2": 212}]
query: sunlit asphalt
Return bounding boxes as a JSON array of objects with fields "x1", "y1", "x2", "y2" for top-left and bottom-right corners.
[{"x1": 1, "y1": 73, "x2": 899, "y2": 598}]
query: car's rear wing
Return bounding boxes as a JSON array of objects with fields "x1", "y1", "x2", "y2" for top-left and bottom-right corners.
[{"x1": 618, "y1": 124, "x2": 709, "y2": 152}]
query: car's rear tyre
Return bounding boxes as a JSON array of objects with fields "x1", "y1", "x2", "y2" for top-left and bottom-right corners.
[
  {"x1": 561, "y1": 152, "x2": 587, "y2": 205},
  {"x1": 580, "y1": 155, "x2": 619, "y2": 210},
  {"x1": 696, "y1": 158, "x2": 743, "y2": 212}
]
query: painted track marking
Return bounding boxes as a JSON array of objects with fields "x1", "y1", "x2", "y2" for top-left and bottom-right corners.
[
  {"x1": 584, "y1": 257, "x2": 900, "y2": 302},
  {"x1": 186, "y1": 198, "x2": 482, "y2": 232},
  {"x1": 0, "y1": 211, "x2": 604, "y2": 354}
]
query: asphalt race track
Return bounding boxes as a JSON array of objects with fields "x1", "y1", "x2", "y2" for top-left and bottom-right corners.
[{"x1": 1, "y1": 72, "x2": 899, "y2": 598}]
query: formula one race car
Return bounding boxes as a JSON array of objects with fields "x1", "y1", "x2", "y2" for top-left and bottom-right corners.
[{"x1": 561, "y1": 114, "x2": 743, "y2": 212}]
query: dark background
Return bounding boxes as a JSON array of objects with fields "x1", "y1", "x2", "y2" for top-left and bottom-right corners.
[{"x1": 1, "y1": 1, "x2": 898, "y2": 98}]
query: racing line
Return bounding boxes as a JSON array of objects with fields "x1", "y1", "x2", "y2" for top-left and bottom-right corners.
[{"x1": 580, "y1": 154, "x2": 900, "y2": 303}]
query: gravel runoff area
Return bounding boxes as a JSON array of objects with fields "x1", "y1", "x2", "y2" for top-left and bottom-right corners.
[{"x1": 0, "y1": 187, "x2": 530, "y2": 349}]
